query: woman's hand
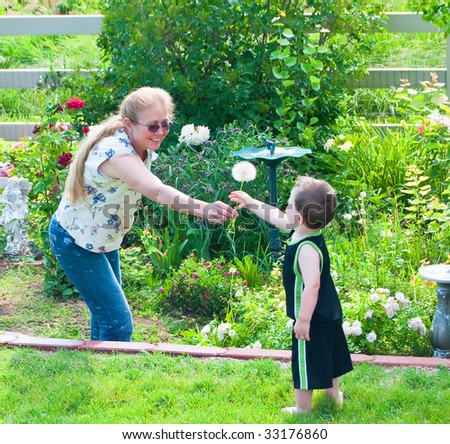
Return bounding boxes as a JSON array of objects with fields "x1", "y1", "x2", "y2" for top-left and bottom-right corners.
[{"x1": 205, "y1": 200, "x2": 238, "y2": 223}]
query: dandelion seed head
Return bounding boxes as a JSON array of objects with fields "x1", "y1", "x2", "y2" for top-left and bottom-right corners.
[{"x1": 232, "y1": 161, "x2": 257, "y2": 182}]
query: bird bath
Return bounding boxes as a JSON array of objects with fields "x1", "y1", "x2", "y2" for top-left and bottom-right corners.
[{"x1": 419, "y1": 264, "x2": 450, "y2": 358}]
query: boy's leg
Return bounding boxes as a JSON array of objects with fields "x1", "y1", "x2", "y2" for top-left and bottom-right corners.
[
  {"x1": 325, "y1": 378, "x2": 343, "y2": 404},
  {"x1": 282, "y1": 389, "x2": 313, "y2": 413},
  {"x1": 295, "y1": 389, "x2": 313, "y2": 411}
]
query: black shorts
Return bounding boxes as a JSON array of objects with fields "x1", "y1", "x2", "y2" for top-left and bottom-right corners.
[{"x1": 292, "y1": 320, "x2": 353, "y2": 390}]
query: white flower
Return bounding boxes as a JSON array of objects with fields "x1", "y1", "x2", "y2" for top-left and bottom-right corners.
[
  {"x1": 364, "y1": 310, "x2": 373, "y2": 319},
  {"x1": 376, "y1": 288, "x2": 391, "y2": 294},
  {"x1": 201, "y1": 324, "x2": 211, "y2": 336},
  {"x1": 366, "y1": 331, "x2": 377, "y2": 343},
  {"x1": 232, "y1": 161, "x2": 257, "y2": 183},
  {"x1": 228, "y1": 267, "x2": 237, "y2": 274},
  {"x1": 342, "y1": 321, "x2": 352, "y2": 338},
  {"x1": 359, "y1": 191, "x2": 367, "y2": 199},
  {"x1": 384, "y1": 297, "x2": 400, "y2": 318},
  {"x1": 286, "y1": 319, "x2": 294, "y2": 329},
  {"x1": 218, "y1": 323, "x2": 232, "y2": 335},
  {"x1": 370, "y1": 292, "x2": 380, "y2": 303},
  {"x1": 395, "y1": 292, "x2": 410, "y2": 307},
  {"x1": 228, "y1": 329, "x2": 236, "y2": 338},
  {"x1": 350, "y1": 320, "x2": 362, "y2": 336},
  {"x1": 408, "y1": 317, "x2": 427, "y2": 336},
  {"x1": 338, "y1": 141, "x2": 353, "y2": 152},
  {"x1": 252, "y1": 340, "x2": 262, "y2": 349},
  {"x1": 324, "y1": 138, "x2": 335, "y2": 150},
  {"x1": 235, "y1": 289, "x2": 244, "y2": 298},
  {"x1": 179, "y1": 123, "x2": 210, "y2": 145},
  {"x1": 338, "y1": 134, "x2": 345, "y2": 140},
  {"x1": 278, "y1": 301, "x2": 286, "y2": 310},
  {"x1": 343, "y1": 213, "x2": 352, "y2": 220}
]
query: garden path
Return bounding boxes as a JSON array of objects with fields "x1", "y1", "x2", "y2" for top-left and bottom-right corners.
[{"x1": 1, "y1": 331, "x2": 448, "y2": 369}]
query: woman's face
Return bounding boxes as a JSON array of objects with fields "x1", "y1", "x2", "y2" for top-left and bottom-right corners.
[{"x1": 126, "y1": 103, "x2": 170, "y2": 153}]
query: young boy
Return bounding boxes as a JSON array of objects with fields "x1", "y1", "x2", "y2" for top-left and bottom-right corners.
[{"x1": 230, "y1": 176, "x2": 353, "y2": 413}]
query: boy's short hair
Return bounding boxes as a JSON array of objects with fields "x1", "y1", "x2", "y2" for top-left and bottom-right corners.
[{"x1": 293, "y1": 176, "x2": 337, "y2": 229}]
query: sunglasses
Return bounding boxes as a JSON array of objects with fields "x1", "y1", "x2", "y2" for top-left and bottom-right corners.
[{"x1": 132, "y1": 120, "x2": 171, "y2": 133}]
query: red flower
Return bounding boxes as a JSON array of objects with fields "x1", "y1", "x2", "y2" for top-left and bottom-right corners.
[
  {"x1": 57, "y1": 152, "x2": 73, "y2": 168},
  {"x1": 66, "y1": 98, "x2": 85, "y2": 110},
  {"x1": 32, "y1": 124, "x2": 41, "y2": 134},
  {"x1": 82, "y1": 126, "x2": 90, "y2": 134},
  {"x1": 54, "y1": 104, "x2": 64, "y2": 113}
]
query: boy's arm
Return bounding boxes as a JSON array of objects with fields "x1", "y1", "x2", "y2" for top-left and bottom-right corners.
[
  {"x1": 229, "y1": 190, "x2": 292, "y2": 231},
  {"x1": 294, "y1": 244, "x2": 321, "y2": 341}
]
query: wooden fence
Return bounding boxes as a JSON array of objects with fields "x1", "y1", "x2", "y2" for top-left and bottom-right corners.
[{"x1": 0, "y1": 12, "x2": 448, "y2": 141}]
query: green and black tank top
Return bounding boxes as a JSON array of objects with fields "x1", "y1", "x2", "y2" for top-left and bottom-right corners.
[{"x1": 282, "y1": 230, "x2": 342, "y2": 322}]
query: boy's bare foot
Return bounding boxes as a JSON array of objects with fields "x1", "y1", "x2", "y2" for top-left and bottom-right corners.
[
  {"x1": 327, "y1": 391, "x2": 344, "y2": 405},
  {"x1": 281, "y1": 406, "x2": 310, "y2": 414}
]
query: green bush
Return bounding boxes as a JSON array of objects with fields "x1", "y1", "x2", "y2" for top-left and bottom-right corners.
[
  {"x1": 157, "y1": 256, "x2": 246, "y2": 321},
  {"x1": 5, "y1": 98, "x2": 89, "y2": 299},
  {"x1": 95, "y1": 0, "x2": 384, "y2": 145}
]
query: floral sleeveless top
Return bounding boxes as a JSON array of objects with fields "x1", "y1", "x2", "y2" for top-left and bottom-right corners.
[{"x1": 55, "y1": 129, "x2": 153, "y2": 253}]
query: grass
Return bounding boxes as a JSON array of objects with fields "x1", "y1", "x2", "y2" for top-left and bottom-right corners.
[
  {"x1": 0, "y1": 347, "x2": 449, "y2": 424},
  {"x1": 0, "y1": 265, "x2": 174, "y2": 343},
  {"x1": 1, "y1": 264, "x2": 449, "y2": 424}
]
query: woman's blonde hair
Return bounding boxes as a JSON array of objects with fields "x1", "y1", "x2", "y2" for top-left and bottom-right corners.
[{"x1": 64, "y1": 87, "x2": 175, "y2": 204}]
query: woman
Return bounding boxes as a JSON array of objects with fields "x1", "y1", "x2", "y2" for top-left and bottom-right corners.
[{"x1": 49, "y1": 86, "x2": 236, "y2": 342}]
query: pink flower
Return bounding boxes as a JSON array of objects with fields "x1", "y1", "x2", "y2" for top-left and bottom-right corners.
[
  {"x1": 0, "y1": 163, "x2": 14, "y2": 177},
  {"x1": 66, "y1": 97, "x2": 85, "y2": 110},
  {"x1": 158, "y1": 287, "x2": 164, "y2": 293},
  {"x1": 192, "y1": 273, "x2": 199, "y2": 279},
  {"x1": 417, "y1": 124, "x2": 425, "y2": 135},
  {"x1": 57, "y1": 152, "x2": 73, "y2": 168}
]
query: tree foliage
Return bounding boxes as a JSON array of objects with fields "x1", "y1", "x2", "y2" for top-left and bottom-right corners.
[{"x1": 96, "y1": 0, "x2": 385, "y2": 145}]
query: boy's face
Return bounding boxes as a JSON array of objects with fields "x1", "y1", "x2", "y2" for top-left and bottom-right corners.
[{"x1": 286, "y1": 188, "x2": 301, "y2": 229}]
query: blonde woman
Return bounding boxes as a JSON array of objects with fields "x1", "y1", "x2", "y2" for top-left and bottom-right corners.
[{"x1": 49, "y1": 87, "x2": 236, "y2": 342}]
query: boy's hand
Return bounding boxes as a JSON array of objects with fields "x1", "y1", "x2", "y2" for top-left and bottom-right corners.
[
  {"x1": 229, "y1": 190, "x2": 253, "y2": 209},
  {"x1": 294, "y1": 319, "x2": 310, "y2": 341}
]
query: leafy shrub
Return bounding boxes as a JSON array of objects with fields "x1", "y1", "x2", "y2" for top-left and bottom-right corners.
[
  {"x1": 182, "y1": 264, "x2": 291, "y2": 350},
  {"x1": 5, "y1": 99, "x2": 89, "y2": 298},
  {"x1": 95, "y1": 0, "x2": 384, "y2": 145},
  {"x1": 157, "y1": 256, "x2": 246, "y2": 321},
  {"x1": 341, "y1": 286, "x2": 434, "y2": 357}
]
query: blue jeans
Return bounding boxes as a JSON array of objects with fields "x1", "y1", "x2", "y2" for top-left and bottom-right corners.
[{"x1": 49, "y1": 216, "x2": 133, "y2": 341}]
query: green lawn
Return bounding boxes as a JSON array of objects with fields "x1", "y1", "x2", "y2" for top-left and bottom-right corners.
[{"x1": 0, "y1": 347, "x2": 449, "y2": 424}]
